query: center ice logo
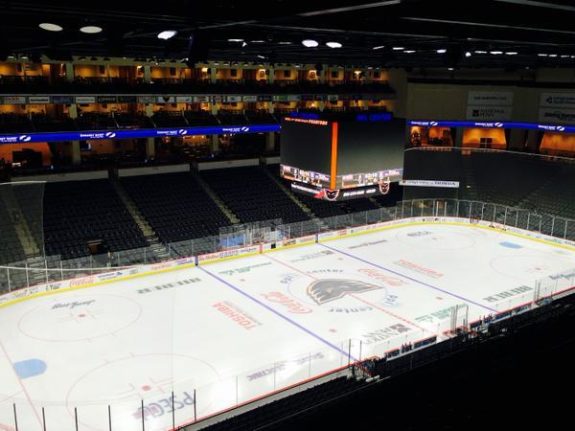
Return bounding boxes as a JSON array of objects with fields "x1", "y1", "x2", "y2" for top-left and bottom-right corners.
[{"x1": 307, "y1": 279, "x2": 383, "y2": 305}]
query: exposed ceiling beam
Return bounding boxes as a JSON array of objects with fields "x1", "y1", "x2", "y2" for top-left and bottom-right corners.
[
  {"x1": 493, "y1": 0, "x2": 575, "y2": 13},
  {"x1": 247, "y1": 23, "x2": 446, "y2": 39},
  {"x1": 403, "y1": 16, "x2": 575, "y2": 36},
  {"x1": 298, "y1": 0, "x2": 402, "y2": 17}
]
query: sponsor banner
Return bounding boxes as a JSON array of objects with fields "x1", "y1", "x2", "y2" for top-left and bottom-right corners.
[
  {"x1": 97, "y1": 96, "x2": 117, "y2": 104},
  {"x1": 211, "y1": 95, "x2": 223, "y2": 103},
  {"x1": 540, "y1": 92, "x2": 575, "y2": 108},
  {"x1": 223, "y1": 95, "x2": 242, "y2": 103},
  {"x1": 467, "y1": 91, "x2": 513, "y2": 106},
  {"x1": 409, "y1": 119, "x2": 575, "y2": 132},
  {"x1": 221, "y1": 126, "x2": 252, "y2": 134},
  {"x1": 176, "y1": 96, "x2": 193, "y2": 103},
  {"x1": 273, "y1": 95, "x2": 287, "y2": 102},
  {"x1": 79, "y1": 131, "x2": 119, "y2": 140},
  {"x1": 538, "y1": 108, "x2": 575, "y2": 125},
  {"x1": 0, "y1": 134, "x2": 37, "y2": 144},
  {"x1": 197, "y1": 245, "x2": 261, "y2": 265},
  {"x1": 0, "y1": 124, "x2": 281, "y2": 144},
  {"x1": 327, "y1": 94, "x2": 339, "y2": 102},
  {"x1": 400, "y1": 179, "x2": 460, "y2": 189},
  {"x1": 466, "y1": 106, "x2": 512, "y2": 121},
  {"x1": 75, "y1": 96, "x2": 96, "y2": 104},
  {"x1": 242, "y1": 95, "x2": 258, "y2": 102},
  {"x1": 278, "y1": 235, "x2": 316, "y2": 249},
  {"x1": 317, "y1": 231, "x2": 339, "y2": 241},
  {"x1": 27, "y1": 96, "x2": 51, "y2": 104},
  {"x1": 157, "y1": 96, "x2": 176, "y2": 104},
  {"x1": 257, "y1": 95, "x2": 273, "y2": 102},
  {"x1": 118, "y1": 95, "x2": 137, "y2": 103},
  {"x1": 287, "y1": 95, "x2": 301, "y2": 102},
  {"x1": 138, "y1": 96, "x2": 156, "y2": 104},
  {"x1": 52, "y1": 95, "x2": 74, "y2": 104},
  {"x1": 193, "y1": 95, "x2": 210, "y2": 103},
  {"x1": 2, "y1": 96, "x2": 26, "y2": 104}
]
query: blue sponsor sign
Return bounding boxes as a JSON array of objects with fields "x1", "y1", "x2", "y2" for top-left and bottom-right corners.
[
  {"x1": 408, "y1": 120, "x2": 573, "y2": 133},
  {"x1": 356, "y1": 112, "x2": 393, "y2": 122},
  {"x1": 0, "y1": 124, "x2": 280, "y2": 144}
]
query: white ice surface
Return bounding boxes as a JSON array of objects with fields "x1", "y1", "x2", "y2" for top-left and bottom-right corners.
[{"x1": 0, "y1": 223, "x2": 573, "y2": 431}]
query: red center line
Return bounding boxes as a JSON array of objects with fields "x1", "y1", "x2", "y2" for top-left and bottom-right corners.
[
  {"x1": 264, "y1": 254, "x2": 428, "y2": 332},
  {"x1": 0, "y1": 339, "x2": 43, "y2": 427},
  {"x1": 348, "y1": 294, "x2": 427, "y2": 332}
]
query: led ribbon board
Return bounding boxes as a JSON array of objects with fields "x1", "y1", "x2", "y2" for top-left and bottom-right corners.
[{"x1": 0, "y1": 124, "x2": 281, "y2": 144}]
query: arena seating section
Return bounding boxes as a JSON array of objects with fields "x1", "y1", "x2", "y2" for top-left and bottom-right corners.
[
  {"x1": 466, "y1": 152, "x2": 559, "y2": 208},
  {"x1": 120, "y1": 172, "x2": 230, "y2": 243},
  {"x1": 0, "y1": 203, "x2": 26, "y2": 265},
  {"x1": 202, "y1": 376, "x2": 366, "y2": 431},
  {"x1": 5, "y1": 147, "x2": 575, "y2": 266},
  {"x1": 0, "y1": 76, "x2": 394, "y2": 96},
  {"x1": 43, "y1": 180, "x2": 148, "y2": 259},
  {"x1": 201, "y1": 166, "x2": 310, "y2": 224}
]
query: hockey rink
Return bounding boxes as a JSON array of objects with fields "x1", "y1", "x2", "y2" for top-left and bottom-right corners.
[{"x1": 0, "y1": 222, "x2": 574, "y2": 431}]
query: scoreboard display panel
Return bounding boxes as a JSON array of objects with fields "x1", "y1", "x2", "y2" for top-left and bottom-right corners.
[
  {"x1": 279, "y1": 117, "x2": 332, "y2": 175},
  {"x1": 280, "y1": 112, "x2": 404, "y2": 200}
]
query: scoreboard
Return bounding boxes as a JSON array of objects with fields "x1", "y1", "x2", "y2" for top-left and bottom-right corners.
[{"x1": 280, "y1": 112, "x2": 404, "y2": 201}]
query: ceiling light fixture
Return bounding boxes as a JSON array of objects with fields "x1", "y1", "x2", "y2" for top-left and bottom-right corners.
[
  {"x1": 302, "y1": 39, "x2": 319, "y2": 48},
  {"x1": 242, "y1": 41, "x2": 248, "y2": 47},
  {"x1": 505, "y1": 51, "x2": 518, "y2": 55},
  {"x1": 474, "y1": 50, "x2": 487, "y2": 54},
  {"x1": 372, "y1": 45, "x2": 385, "y2": 50},
  {"x1": 404, "y1": 50, "x2": 416, "y2": 54},
  {"x1": 251, "y1": 40, "x2": 265, "y2": 43},
  {"x1": 80, "y1": 26, "x2": 103, "y2": 34},
  {"x1": 157, "y1": 30, "x2": 177, "y2": 40},
  {"x1": 228, "y1": 38, "x2": 244, "y2": 42},
  {"x1": 465, "y1": 51, "x2": 472, "y2": 57},
  {"x1": 537, "y1": 53, "x2": 548, "y2": 57},
  {"x1": 549, "y1": 53, "x2": 558, "y2": 57},
  {"x1": 392, "y1": 46, "x2": 404, "y2": 51},
  {"x1": 436, "y1": 48, "x2": 447, "y2": 54},
  {"x1": 490, "y1": 50, "x2": 503, "y2": 55},
  {"x1": 326, "y1": 41, "x2": 343, "y2": 48},
  {"x1": 39, "y1": 23, "x2": 63, "y2": 32},
  {"x1": 278, "y1": 41, "x2": 292, "y2": 45}
]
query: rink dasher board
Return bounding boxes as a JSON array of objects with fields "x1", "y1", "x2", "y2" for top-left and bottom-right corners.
[{"x1": 1, "y1": 216, "x2": 574, "y2": 310}]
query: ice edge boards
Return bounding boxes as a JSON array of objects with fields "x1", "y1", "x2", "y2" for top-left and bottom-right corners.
[{"x1": 0, "y1": 218, "x2": 574, "y2": 310}]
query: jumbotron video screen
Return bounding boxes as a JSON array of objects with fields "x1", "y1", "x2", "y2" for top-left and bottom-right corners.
[{"x1": 280, "y1": 112, "x2": 404, "y2": 200}]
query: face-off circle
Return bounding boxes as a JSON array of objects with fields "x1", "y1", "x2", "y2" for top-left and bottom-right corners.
[
  {"x1": 18, "y1": 294, "x2": 142, "y2": 342},
  {"x1": 489, "y1": 254, "x2": 574, "y2": 280},
  {"x1": 66, "y1": 353, "x2": 220, "y2": 429}
]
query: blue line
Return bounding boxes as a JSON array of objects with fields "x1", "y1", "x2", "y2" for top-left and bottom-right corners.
[
  {"x1": 198, "y1": 266, "x2": 357, "y2": 361},
  {"x1": 320, "y1": 243, "x2": 498, "y2": 313}
]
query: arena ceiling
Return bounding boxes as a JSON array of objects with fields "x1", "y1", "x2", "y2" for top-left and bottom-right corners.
[{"x1": 1, "y1": 0, "x2": 575, "y2": 68}]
